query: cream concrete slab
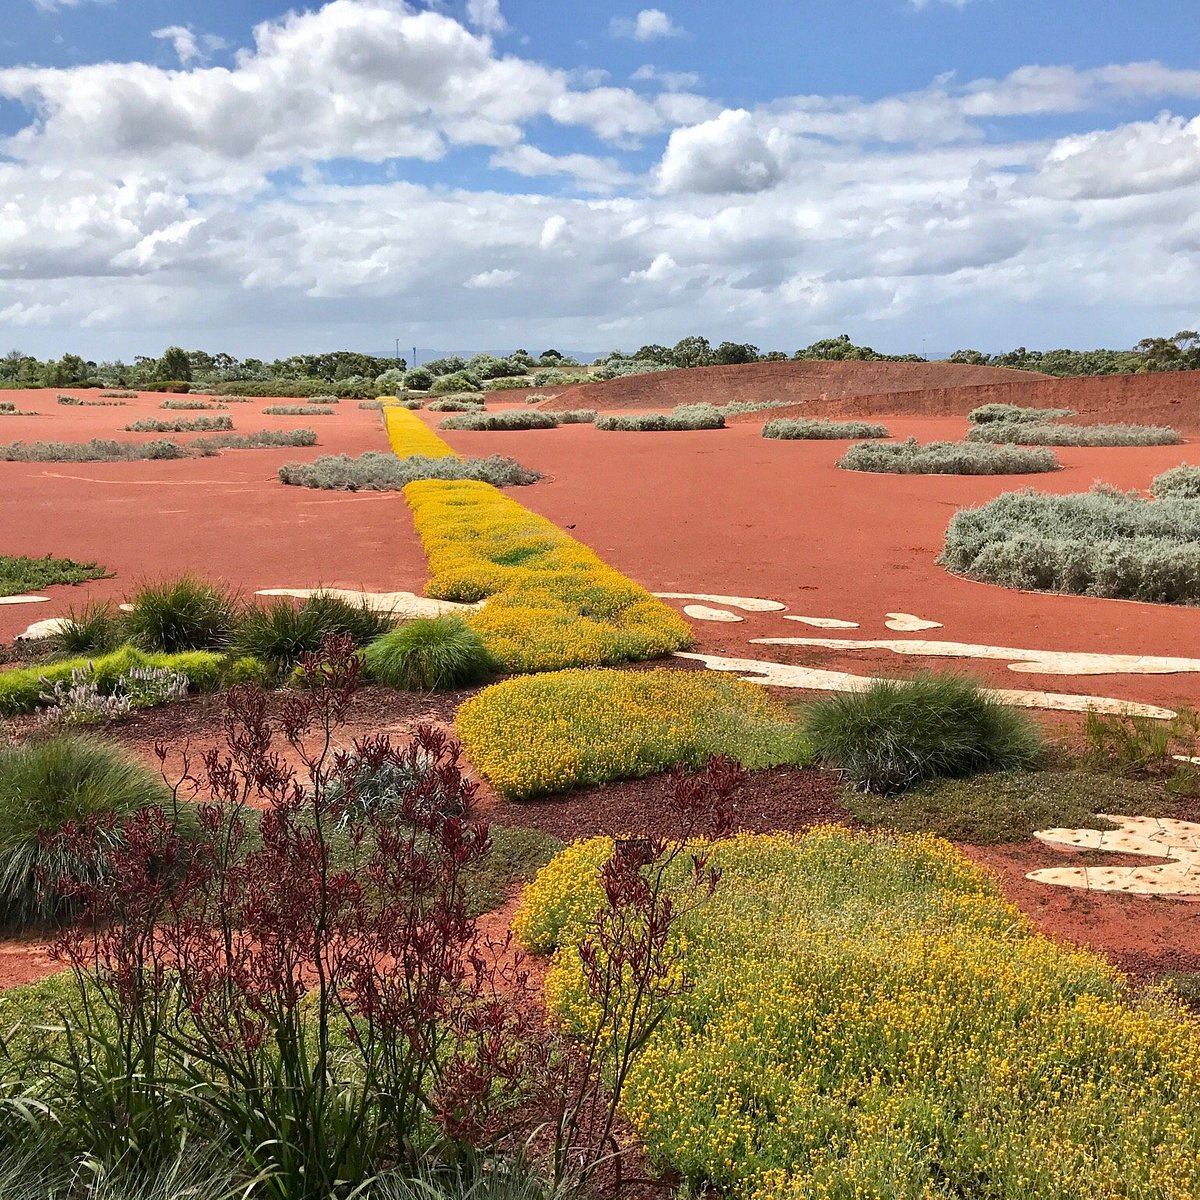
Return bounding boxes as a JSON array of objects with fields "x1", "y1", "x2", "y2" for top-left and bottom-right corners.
[
  {"x1": 885, "y1": 612, "x2": 943, "y2": 631},
  {"x1": 256, "y1": 588, "x2": 482, "y2": 616},
  {"x1": 653, "y1": 592, "x2": 786, "y2": 612},
  {"x1": 16, "y1": 617, "x2": 70, "y2": 640},
  {"x1": 0, "y1": 595, "x2": 48, "y2": 605},
  {"x1": 675, "y1": 651, "x2": 1177, "y2": 719},
  {"x1": 783, "y1": 615, "x2": 860, "y2": 629},
  {"x1": 749, "y1": 637, "x2": 1200, "y2": 677},
  {"x1": 682, "y1": 604, "x2": 743, "y2": 622}
]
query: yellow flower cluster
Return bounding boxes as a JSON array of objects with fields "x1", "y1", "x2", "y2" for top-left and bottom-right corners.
[
  {"x1": 402, "y1": 480, "x2": 693, "y2": 672},
  {"x1": 383, "y1": 405, "x2": 458, "y2": 459},
  {"x1": 516, "y1": 828, "x2": 1200, "y2": 1199},
  {"x1": 456, "y1": 667, "x2": 805, "y2": 798}
]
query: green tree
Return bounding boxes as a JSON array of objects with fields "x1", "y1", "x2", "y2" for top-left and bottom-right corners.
[
  {"x1": 157, "y1": 346, "x2": 192, "y2": 381},
  {"x1": 670, "y1": 335, "x2": 713, "y2": 369},
  {"x1": 713, "y1": 340, "x2": 759, "y2": 365}
]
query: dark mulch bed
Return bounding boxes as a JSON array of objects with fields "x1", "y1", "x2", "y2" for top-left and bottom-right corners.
[{"x1": 484, "y1": 765, "x2": 851, "y2": 842}]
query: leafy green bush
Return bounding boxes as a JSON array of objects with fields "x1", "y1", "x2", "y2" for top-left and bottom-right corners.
[
  {"x1": 763, "y1": 418, "x2": 891, "y2": 439},
  {"x1": 215, "y1": 380, "x2": 373, "y2": 398},
  {"x1": 278, "y1": 451, "x2": 540, "y2": 490},
  {"x1": 0, "y1": 735, "x2": 172, "y2": 927},
  {"x1": 804, "y1": 674, "x2": 1043, "y2": 793},
  {"x1": 0, "y1": 553, "x2": 106, "y2": 597},
  {"x1": 124, "y1": 416, "x2": 233, "y2": 433},
  {"x1": 0, "y1": 438, "x2": 189, "y2": 462},
  {"x1": 261, "y1": 405, "x2": 335, "y2": 416},
  {"x1": 967, "y1": 422, "x2": 1183, "y2": 446},
  {"x1": 839, "y1": 437, "x2": 1059, "y2": 475},
  {"x1": 234, "y1": 594, "x2": 395, "y2": 672},
  {"x1": 361, "y1": 616, "x2": 496, "y2": 691},
  {"x1": 595, "y1": 406, "x2": 725, "y2": 432},
  {"x1": 123, "y1": 577, "x2": 239, "y2": 653},
  {"x1": 54, "y1": 602, "x2": 121, "y2": 654},
  {"x1": 196, "y1": 429, "x2": 317, "y2": 450},
  {"x1": 941, "y1": 486, "x2": 1200, "y2": 604},
  {"x1": 967, "y1": 403, "x2": 1074, "y2": 424},
  {"x1": 440, "y1": 410, "x2": 557, "y2": 431},
  {"x1": 1152, "y1": 464, "x2": 1200, "y2": 499},
  {"x1": 429, "y1": 371, "x2": 483, "y2": 394}
]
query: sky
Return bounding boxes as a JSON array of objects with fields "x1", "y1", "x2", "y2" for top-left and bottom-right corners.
[{"x1": 2, "y1": 1, "x2": 1200, "y2": 361}]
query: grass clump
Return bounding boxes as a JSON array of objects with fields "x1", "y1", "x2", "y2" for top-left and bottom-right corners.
[
  {"x1": 1152, "y1": 464, "x2": 1200, "y2": 499},
  {"x1": 456, "y1": 668, "x2": 807, "y2": 798},
  {"x1": 234, "y1": 593, "x2": 395, "y2": 673},
  {"x1": 53, "y1": 602, "x2": 121, "y2": 654},
  {"x1": 439, "y1": 411, "x2": 557, "y2": 431},
  {"x1": 0, "y1": 438, "x2": 188, "y2": 462},
  {"x1": 804, "y1": 673, "x2": 1043, "y2": 793},
  {"x1": 840, "y1": 437, "x2": 1060, "y2": 475},
  {"x1": 278, "y1": 451, "x2": 540, "y2": 490},
  {"x1": 941, "y1": 486, "x2": 1200, "y2": 604},
  {"x1": 405, "y1": 479, "x2": 693, "y2": 672},
  {"x1": 0, "y1": 734, "x2": 172, "y2": 926},
  {"x1": 517, "y1": 828, "x2": 1200, "y2": 1200},
  {"x1": 122, "y1": 577, "x2": 239, "y2": 653},
  {"x1": 262, "y1": 404, "x2": 336, "y2": 416},
  {"x1": 763, "y1": 417, "x2": 891, "y2": 440},
  {"x1": 0, "y1": 554, "x2": 107, "y2": 597},
  {"x1": 1082, "y1": 707, "x2": 1199, "y2": 793},
  {"x1": 967, "y1": 421, "x2": 1183, "y2": 446},
  {"x1": 968, "y1": 403, "x2": 1074, "y2": 424},
  {"x1": 159, "y1": 399, "x2": 224, "y2": 411},
  {"x1": 844, "y1": 768, "x2": 1172, "y2": 843},
  {"x1": 596, "y1": 406, "x2": 724, "y2": 432},
  {"x1": 124, "y1": 416, "x2": 233, "y2": 433},
  {"x1": 362, "y1": 615, "x2": 496, "y2": 691},
  {"x1": 197, "y1": 429, "x2": 317, "y2": 450}
]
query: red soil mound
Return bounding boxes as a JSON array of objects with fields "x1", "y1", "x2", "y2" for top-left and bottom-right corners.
[{"x1": 537, "y1": 360, "x2": 1045, "y2": 414}]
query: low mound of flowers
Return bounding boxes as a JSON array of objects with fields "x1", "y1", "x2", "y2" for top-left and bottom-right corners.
[{"x1": 383, "y1": 405, "x2": 458, "y2": 458}]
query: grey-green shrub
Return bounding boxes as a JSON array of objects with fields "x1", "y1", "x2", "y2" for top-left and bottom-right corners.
[
  {"x1": 967, "y1": 422, "x2": 1183, "y2": 446},
  {"x1": 686, "y1": 399, "x2": 797, "y2": 418},
  {"x1": 160, "y1": 399, "x2": 225, "y2": 411},
  {"x1": 941, "y1": 486, "x2": 1200, "y2": 604},
  {"x1": 764, "y1": 418, "x2": 891, "y2": 440},
  {"x1": 595, "y1": 405, "x2": 725, "y2": 432},
  {"x1": 0, "y1": 438, "x2": 188, "y2": 462},
  {"x1": 197, "y1": 429, "x2": 317, "y2": 450},
  {"x1": 439, "y1": 411, "x2": 557, "y2": 431},
  {"x1": 541, "y1": 410, "x2": 597, "y2": 424},
  {"x1": 967, "y1": 403, "x2": 1074, "y2": 424},
  {"x1": 1151, "y1": 464, "x2": 1200, "y2": 499},
  {"x1": 262, "y1": 405, "x2": 335, "y2": 416},
  {"x1": 839, "y1": 437, "x2": 1059, "y2": 475},
  {"x1": 278, "y1": 451, "x2": 540, "y2": 490},
  {"x1": 427, "y1": 396, "x2": 486, "y2": 413},
  {"x1": 125, "y1": 416, "x2": 234, "y2": 433}
]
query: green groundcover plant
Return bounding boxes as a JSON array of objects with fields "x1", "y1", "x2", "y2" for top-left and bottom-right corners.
[
  {"x1": 0, "y1": 554, "x2": 107, "y2": 598},
  {"x1": 839, "y1": 437, "x2": 1060, "y2": 475}
]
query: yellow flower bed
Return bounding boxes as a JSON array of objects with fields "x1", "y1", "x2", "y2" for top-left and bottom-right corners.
[
  {"x1": 516, "y1": 829, "x2": 1200, "y2": 1199},
  {"x1": 403, "y1": 480, "x2": 692, "y2": 672},
  {"x1": 456, "y1": 667, "x2": 806, "y2": 798},
  {"x1": 383, "y1": 406, "x2": 458, "y2": 459}
]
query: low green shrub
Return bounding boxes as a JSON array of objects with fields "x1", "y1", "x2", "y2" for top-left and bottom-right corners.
[
  {"x1": 278, "y1": 451, "x2": 540, "y2": 490},
  {"x1": 124, "y1": 416, "x2": 233, "y2": 433},
  {"x1": 967, "y1": 422, "x2": 1183, "y2": 446},
  {"x1": 262, "y1": 405, "x2": 335, "y2": 416},
  {"x1": 159, "y1": 399, "x2": 224, "y2": 411},
  {"x1": 0, "y1": 554, "x2": 107, "y2": 597},
  {"x1": 429, "y1": 371, "x2": 483, "y2": 394},
  {"x1": 440, "y1": 411, "x2": 557, "y2": 431},
  {"x1": 1152, "y1": 464, "x2": 1200, "y2": 499},
  {"x1": 839, "y1": 437, "x2": 1060, "y2": 475},
  {"x1": 804, "y1": 673, "x2": 1043, "y2": 793},
  {"x1": 540, "y1": 410, "x2": 597, "y2": 424},
  {"x1": 428, "y1": 397, "x2": 486, "y2": 413},
  {"x1": 99, "y1": 390, "x2": 138, "y2": 399},
  {"x1": 0, "y1": 735, "x2": 173, "y2": 926},
  {"x1": 763, "y1": 418, "x2": 891, "y2": 439},
  {"x1": 941, "y1": 486, "x2": 1200, "y2": 604},
  {"x1": 0, "y1": 438, "x2": 189, "y2": 462},
  {"x1": 215, "y1": 380, "x2": 373, "y2": 398},
  {"x1": 234, "y1": 593, "x2": 395, "y2": 672},
  {"x1": 968, "y1": 403, "x2": 1074, "y2": 424},
  {"x1": 595, "y1": 406, "x2": 725, "y2": 432},
  {"x1": 123, "y1": 577, "x2": 239, "y2": 653},
  {"x1": 141, "y1": 380, "x2": 191, "y2": 393},
  {"x1": 197, "y1": 429, "x2": 317, "y2": 450},
  {"x1": 361, "y1": 616, "x2": 496, "y2": 691}
]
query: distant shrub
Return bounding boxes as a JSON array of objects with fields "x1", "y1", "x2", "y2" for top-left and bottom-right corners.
[
  {"x1": 522, "y1": 393, "x2": 553, "y2": 404},
  {"x1": 429, "y1": 371, "x2": 483, "y2": 394},
  {"x1": 123, "y1": 577, "x2": 239, "y2": 653},
  {"x1": 531, "y1": 369, "x2": 591, "y2": 387},
  {"x1": 941, "y1": 486, "x2": 1200, "y2": 604},
  {"x1": 159, "y1": 398, "x2": 223, "y2": 411},
  {"x1": 483, "y1": 377, "x2": 538, "y2": 391},
  {"x1": 541, "y1": 410, "x2": 597, "y2": 424},
  {"x1": 1151, "y1": 464, "x2": 1200, "y2": 499},
  {"x1": 427, "y1": 397, "x2": 486, "y2": 413},
  {"x1": 361, "y1": 617, "x2": 496, "y2": 691},
  {"x1": 439, "y1": 410, "x2": 557, "y2": 431},
  {"x1": 308, "y1": 394, "x2": 340, "y2": 404},
  {"x1": 141, "y1": 380, "x2": 192, "y2": 393},
  {"x1": 968, "y1": 403, "x2": 1075, "y2": 424},
  {"x1": 764, "y1": 418, "x2": 891, "y2": 440},
  {"x1": 967, "y1": 422, "x2": 1183, "y2": 446},
  {"x1": 840, "y1": 437, "x2": 1059, "y2": 475},
  {"x1": 0, "y1": 438, "x2": 188, "y2": 462},
  {"x1": 262, "y1": 405, "x2": 335, "y2": 416},
  {"x1": 214, "y1": 380, "x2": 373, "y2": 399},
  {"x1": 124, "y1": 416, "x2": 233, "y2": 433},
  {"x1": 99, "y1": 390, "x2": 138, "y2": 399},
  {"x1": 56, "y1": 395, "x2": 82, "y2": 405},
  {"x1": 235, "y1": 593, "x2": 394, "y2": 672},
  {"x1": 699, "y1": 399, "x2": 798, "y2": 417},
  {"x1": 805, "y1": 673, "x2": 1043, "y2": 794},
  {"x1": 56, "y1": 394, "x2": 126, "y2": 407},
  {"x1": 278, "y1": 451, "x2": 540, "y2": 490},
  {"x1": 0, "y1": 735, "x2": 173, "y2": 927},
  {"x1": 403, "y1": 367, "x2": 435, "y2": 390},
  {"x1": 595, "y1": 406, "x2": 725, "y2": 432},
  {"x1": 197, "y1": 429, "x2": 317, "y2": 450}
]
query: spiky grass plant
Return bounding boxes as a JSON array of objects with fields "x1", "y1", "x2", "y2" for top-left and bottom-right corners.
[
  {"x1": 804, "y1": 673, "x2": 1043, "y2": 794},
  {"x1": 0, "y1": 735, "x2": 172, "y2": 927},
  {"x1": 361, "y1": 616, "x2": 496, "y2": 690},
  {"x1": 123, "y1": 577, "x2": 239, "y2": 653},
  {"x1": 54, "y1": 602, "x2": 121, "y2": 654},
  {"x1": 234, "y1": 593, "x2": 395, "y2": 671}
]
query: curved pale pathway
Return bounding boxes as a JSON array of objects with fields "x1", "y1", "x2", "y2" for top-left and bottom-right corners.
[
  {"x1": 750, "y1": 637, "x2": 1200, "y2": 677},
  {"x1": 885, "y1": 612, "x2": 943, "y2": 632},
  {"x1": 256, "y1": 588, "x2": 482, "y2": 617},
  {"x1": 676, "y1": 651, "x2": 1177, "y2": 720},
  {"x1": 653, "y1": 592, "x2": 786, "y2": 612},
  {"x1": 1029, "y1": 815, "x2": 1200, "y2": 899},
  {"x1": 682, "y1": 604, "x2": 744, "y2": 623}
]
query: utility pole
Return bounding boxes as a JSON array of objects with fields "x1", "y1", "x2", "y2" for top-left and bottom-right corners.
[
  {"x1": 412, "y1": 346, "x2": 417, "y2": 367},
  {"x1": 394, "y1": 337, "x2": 400, "y2": 361}
]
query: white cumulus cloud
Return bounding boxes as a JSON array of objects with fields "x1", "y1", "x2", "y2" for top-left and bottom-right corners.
[{"x1": 610, "y1": 9, "x2": 683, "y2": 41}]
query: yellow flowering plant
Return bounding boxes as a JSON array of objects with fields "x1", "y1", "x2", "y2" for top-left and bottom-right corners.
[
  {"x1": 383, "y1": 406, "x2": 459, "y2": 459},
  {"x1": 516, "y1": 827, "x2": 1200, "y2": 1199}
]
